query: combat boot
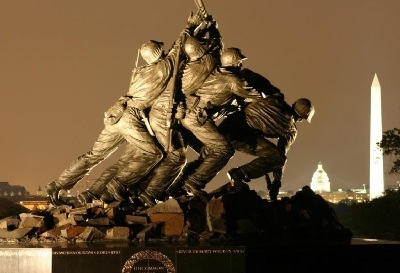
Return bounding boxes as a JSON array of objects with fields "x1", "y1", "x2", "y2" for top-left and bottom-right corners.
[
  {"x1": 106, "y1": 178, "x2": 128, "y2": 202},
  {"x1": 166, "y1": 183, "x2": 187, "y2": 199},
  {"x1": 267, "y1": 180, "x2": 281, "y2": 201},
  {"x1": 183, "y1": 180, "x2": 208, "y2": 197},
  {"x1": 44, "y1": 181, "x2": 67, "y2": 206},
  {"x1": 100, "y1": 191, "x2": 115, "y2": 204},
  {"x1": 138, "y1": 191, "x2": 157, "y2": 208},
  {"x1": 77, "y1": 190, "x2": 98, "y2": 206},
  {"x1": 227, "y1": 168, "x2": 250, "y2": 190},
  {"x1": 77, "y1": 192, "x2": 91, "y2": 206}
]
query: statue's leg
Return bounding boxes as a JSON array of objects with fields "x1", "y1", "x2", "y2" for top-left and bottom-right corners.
[
  {"x1": 181, "y1": 112, "x2": 234, "y2": 195},
  {"x1": 46, "y1": 125, "x2": 125, "y2": 206},
  {"x1": 166, "y1": 126, "x2": 208, "y2": 198},
  {"x1": 107, "y1": 107, "x2": 163, "y2": 201},
  {"x1": 56, "y1": 126, "x2": 125, "y2": 190},
  {"x1": 237, "y1": 136, "x2": 286, "y2": 201},
  {"x1": 77, "y1": 143, "x2": 138, "y2": 205},
  {"x1": 239, "y1": 135, "x2": 286, "y2": 179},
  {"x1": 219, "y1": 113, "x2": 257, "y2": 188},
  {"x1": 167, "y1": 155, "x2": 202, "y2": 198},
  {"x1": 138, "y1": 110, "x2": 187, "y2": 207}
]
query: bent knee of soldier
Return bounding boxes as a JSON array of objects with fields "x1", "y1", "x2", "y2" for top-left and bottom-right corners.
[
  {"x1": 141, "y1": 146, "x2": 164, "y2": 163},
  {"x1": 218, "y1": 143, "x2": 235, "y2": 159},
  {"x1": 226, "y1": 145, "x2": 235, "y2": 158},
  {"x1": 169, "y1": 149, "x2": 186, "y2": 165},
  {"x1": 81, "y1": 150, "x2": 108, "y2": 163}
]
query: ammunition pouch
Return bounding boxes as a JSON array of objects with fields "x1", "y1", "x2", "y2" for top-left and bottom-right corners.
[{"x1": 104, "y1": 100, "x2": 127, "y2": 125}]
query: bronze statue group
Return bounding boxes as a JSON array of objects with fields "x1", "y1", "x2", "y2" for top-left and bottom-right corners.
[{"x1": 45, "y1": 2, "x2": 315, "y2": 210}]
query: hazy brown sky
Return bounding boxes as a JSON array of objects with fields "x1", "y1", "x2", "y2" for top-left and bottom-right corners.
[{"x1": 1, "y1": 0, "x2": 400, "y2": 195}]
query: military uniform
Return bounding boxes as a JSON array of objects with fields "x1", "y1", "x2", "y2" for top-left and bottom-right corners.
[
  {"x1": 139, "y1": 23, "x2": 222, "y2": 206},
  {"x1": 181, "y1": 63, "x2": 262, "y2": 195},
  {"x1": 221, "y1": 95, "x2": 297, "y2": 181}
]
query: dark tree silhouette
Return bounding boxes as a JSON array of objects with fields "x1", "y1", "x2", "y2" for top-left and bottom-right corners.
[
  {"x1": 379, "y1": 128, "x2": 400, "y2": 174},
  {"x1": 332, "y1": 189, "x2": 400, "y2": 240}
]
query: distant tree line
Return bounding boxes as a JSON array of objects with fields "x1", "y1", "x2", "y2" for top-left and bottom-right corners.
[{"x1": 332, "y1": 189, "x2": 400, "y2": 241}]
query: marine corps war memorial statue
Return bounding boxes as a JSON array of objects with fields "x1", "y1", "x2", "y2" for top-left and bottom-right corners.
[
  {"x1": 39, "y1": 0, "x2": 351, "y2": 245},
  {"x1": 0, "y1": 1, "x2": 354, "y2": 273}
]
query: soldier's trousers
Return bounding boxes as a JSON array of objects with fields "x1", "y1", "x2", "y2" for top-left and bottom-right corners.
[
  {"x1": 87, "y1": 143, "x2": 137, "y2": 197},
  {"x1": 218, "y1": 112, "x2": 286, "y2": 179},
  {"x1": 54, "y1": 106, "x2": 163, "y2": 191},
  {"x1": 180, "y1": 110, "x2": 234, "y2": 189},
  {"x1": 142, "y1": 107, "x2": 187, "y2": 200}
]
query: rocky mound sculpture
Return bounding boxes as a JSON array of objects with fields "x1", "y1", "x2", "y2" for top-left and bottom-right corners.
[{"x1": 0, "y1": 186, "x2": 352, "y2": 245}]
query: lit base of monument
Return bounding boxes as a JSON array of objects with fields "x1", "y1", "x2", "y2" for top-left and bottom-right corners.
[
  {"x1": 1, "y1": 242, "x2": 245, "y2": 273},
  {"x1": 0, "y1": 248, "x2": 52, "y2": 273},
  {"x1": 1, "y1": 240, "x2": 399, "y2": 273}
]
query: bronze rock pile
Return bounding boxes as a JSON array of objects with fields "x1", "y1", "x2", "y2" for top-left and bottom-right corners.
[{"x1": 0, "y1": 185, "x2": 353, "y2": 245}]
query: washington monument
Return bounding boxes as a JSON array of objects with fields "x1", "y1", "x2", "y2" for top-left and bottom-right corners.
[{"x1": 369, "y1": 73, "x2": 384, "y2": 200}]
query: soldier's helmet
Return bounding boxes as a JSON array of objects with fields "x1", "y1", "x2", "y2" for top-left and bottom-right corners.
[
  {"x1": 184, "y1": 36, "x2": 206, "y2": 61},
  {"x1": 140, "y1": 40, "x2": 164, "y2": 64},
  {"x1": 220, "y1": 47, "x2": 247, "y2": 67},
  {"x1": 292, "y1": 98, "x2": 315, "y2": 123}
]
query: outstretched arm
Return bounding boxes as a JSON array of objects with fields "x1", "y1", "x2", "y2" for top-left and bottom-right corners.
[{"x1": 231, "y1": 77, "x2": 263, "y2": 101}]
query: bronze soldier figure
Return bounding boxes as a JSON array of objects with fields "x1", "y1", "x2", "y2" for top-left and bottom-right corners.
[
  {"x1": 224, "y1": 95, "x2": 315, "y2": 201},
  {"x1": 44, "y1": 36, "x2": 191, "y2": 206},
  {"x1": 137, "y1": 11, "x2": 220, "y2": 207},
  {"x1": 164, "y1": 19, "x2": 223, "y2": 199},
  {"x1": 75, "y1": 10, "x2": 209, "y2": 207},
  {"x1": 172, "y1": 68, "x2": 314, "y2": 202},
  {"x1": 178, "y1": 47, "x2": 262, "y2": 198}
]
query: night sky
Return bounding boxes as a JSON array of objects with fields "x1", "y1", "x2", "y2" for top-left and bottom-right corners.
[{"x1": 1, "y1": 0, "x2": 400, "y2": 195}]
